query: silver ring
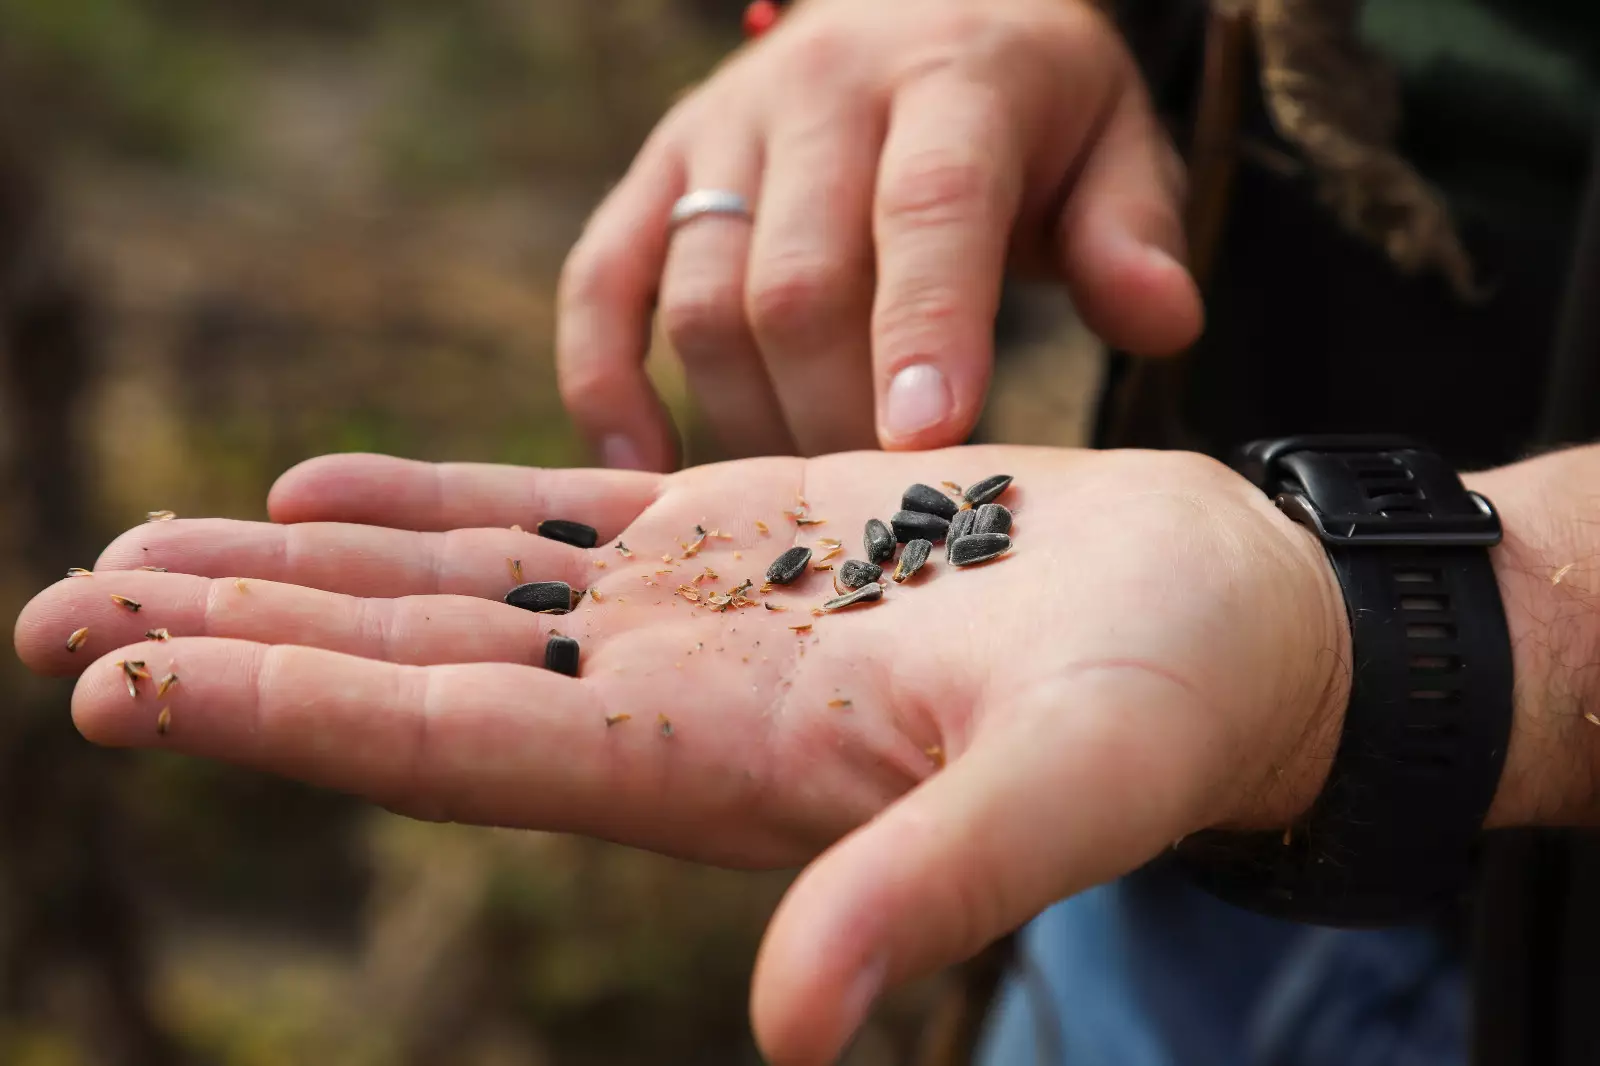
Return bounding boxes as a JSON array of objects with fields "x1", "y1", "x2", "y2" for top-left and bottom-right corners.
[{"x1": 669, "y1": 189, "x2": 753, "y2": 231}]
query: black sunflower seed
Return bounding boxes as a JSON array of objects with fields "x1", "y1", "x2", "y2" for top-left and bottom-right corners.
[
  {"x1": 765, "y1": 546, "x2": 813, "y2": 585},
  {"x1": 821, "y1": 582, "x2": 884, "y2": 612},
  {"x1": 864, "y1": 518, "x2": 895, "y2": 564},
  {"x1": 949, "y1": 532, "x2": 1012, "y2": 567},
  {"x1": 891, "y1": 510, "x2": 950, "y2": 544},
  {"x1": 506, "y1": 581, "x2": 576, "y2": 614},
  {"x1": 893, "y1": 539, "x2": 931, "y2": 582},
  {"x1": 545, "y1": 634, "x2": 581, "y2": 677},
  {"x1": 838, "y1": 559, "x2": 883, "y2": 590},
  {"x1": 973, "y1": 503, "x2": 1013, "y2": 536},
  {"x1": 945, "y1": 508, "x2": 978, "y2": 561},
  {"x1": 537, "y1": 519, "x2": 599, "y2": 549},
  {"x1": 962, "y1": 475, "x2": 1013, "y2": 508},
  {"x1": 901, "y1": 483, "x2": 958, "y2": 521}
]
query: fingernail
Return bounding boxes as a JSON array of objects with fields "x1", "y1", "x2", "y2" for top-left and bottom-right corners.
[
  {"x1": 837, "y1": 954, "x2": 887, "y2": 1052},
  {"x1": 883, "y1": 364, "x2": 952, "y2": 441},
  {"x1": 600, "y1": 434, "x2": 645, "y2": 470}
]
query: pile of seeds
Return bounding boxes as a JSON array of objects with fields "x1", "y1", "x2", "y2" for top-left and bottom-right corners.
[{"x1": 502, "y1": 475, "x2": 1015, "y2": 681}]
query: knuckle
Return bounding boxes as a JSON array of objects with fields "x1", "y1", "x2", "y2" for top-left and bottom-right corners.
[
  {"x1": 747, "y1": 256, "x2": 852, "y2": 337},
  {"x1": 879, "y1": 153, "x2": 998, "y2": 230},
  {"x1": 660, "y1": 278, "x2": 749, "y2": 355},
  {"x1": 874, "y1": 283, "x2": 967, "y2": 355},
  {"x1": 557, "y1": 242, "x2": 621, "y2": 313}
]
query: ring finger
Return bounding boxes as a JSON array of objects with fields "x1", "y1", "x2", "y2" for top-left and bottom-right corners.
[{"x1": 659, "y1": 123, "x2": 797, "y2": 459}]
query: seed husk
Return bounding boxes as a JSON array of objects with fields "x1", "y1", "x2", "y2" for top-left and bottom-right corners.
[
  {"x1": 863, "y1": 518, "x2": 895, "y2": 564},
  {"x1": 949, "y1": 532, "x2": 1012, "y2": 567},
  {"x1": 505, "y1": 581, "x2": 576, "y2": 615},
  {"x1": 66, "y1": 567, "x2": 91, "y2": 578},
  {"x1": 145, "y1": 628, "x2": 171, "y2": 642},
  {"x1": 765, "y1": 546, "x2": 813, "y2": 585},
  {"x1": 508, "y1": 558, "x2": 524, "y2": 584},
  {"x1": 537, "y1": 519, "x2": 599, "y2": 549},
  {"x1": 545, "y1": 634, "x2": 581, "y2": 677},
  {"x1": 893, "y1": 539, "x2": 932, "y2": 583},
  {"x1": 110, "y1": 594, "x2": 141, "y2": 613},
  {"x1": 945, "y1": 508, "x2": 978, "y2": 561},
  {"x1": 838, "y1": 559, "x2": 883, "y2": 591},
  {"x1": 764, "y1": 602, "x2": 788, "y2": 612},
  {"x1": 605, "y1": 713, "x2": 632, "y2": 728},
  {"x1": 658, "y1": 713, "x2": 674, "y2": 738},
  {"x1": 891, "y1": 510, "x2": 950, "y2": 544},
  {"x1": 146, "y1": 510, "x2": 177, "y2": 522},
  {"x1": 66, "y1": 627, "x2": 89, "y2": 652},
  {"x1": 901, "y1": 483, "x2": 958, "y2": 521},
  {"x1": 963, "y1": 475, "x2": 1013, "y2": 508},
  {"x1": 156, "y1": 707, "x2": 172, "y2": 735},
  {"x1": 821, "y1": 582, "x2": 885, "y2": 612},
  {"x1": 139, "y1": 566, "x2": 167, "y2": 573},
  {"x1": 615, "y1": 541, "x2": 633, "y2": 557},
  {"x1": 157, "y1": 672, "x2": 179, "y2": 698},
  {"x1": 973, "y1": 503, "x2": 1013, "y2": 537}
]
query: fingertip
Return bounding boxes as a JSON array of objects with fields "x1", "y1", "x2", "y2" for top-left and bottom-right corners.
[
  {"x1": 1066, "y1": 211, "x2": 1204, "y2": 356},
  {"x1": 876, "y1": 361, "x2": 987, "y2": 451},
  {"x1": 752, "y1": 862, "x2": 885, "y2": 1066}
]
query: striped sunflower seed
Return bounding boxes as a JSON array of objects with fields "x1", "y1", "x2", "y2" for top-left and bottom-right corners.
[
  {"x1": 838, "y1": 559, "x2": 883, "y2": 590},
  {"x1": 505, "y1": 581, "x2": 576, "y2": 614},
  {"x1": 821, "y1": 582, "x2": 884, "y2": 612},
  {"x1": 864, "y1": 518, "x2": 895, "y2": 565},
  {"x1": 973, "y1": 503, "x2": 1013, "y2": 536},
  {"x1": 949, "y1": 532, "x2": 1012, "y2": 567},
  {"x1": 891, "y1": 510, "x2": 950, "y2": 544},
  {"x1": 545, "y1": 634, "x2": 581, "y2": 677},
  {"x1": 893, "y1": 539, "x2": 931, "y2": 582},
  {"x1": 765, "y1": 546, "x2": 813, "y2": 585},
  {"x1": 537, "y1": 519, "x2": 599, "y2": 549},
  {"x1": 901, "y1": 483, "x2": 958, "y2": 521},
  {"x1": 945, "y1": 508, "x2": 978, "y2": 561},
  {"x1": 962, "y1": 475, "x2": 1013, "y2": 508}
]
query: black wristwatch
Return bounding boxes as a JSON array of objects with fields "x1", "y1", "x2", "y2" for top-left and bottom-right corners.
[{"x1": 1174, "y1": 435, "x2": 1514, "y2": 926}]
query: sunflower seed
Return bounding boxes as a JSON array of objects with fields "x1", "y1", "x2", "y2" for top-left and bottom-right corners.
[
  {"x1": 537, "y1": 519, "x2": 599, "y2": 549},
  {"x1": 973, "y1": 503, "x2": 1013, "y2": 536},
  {"x1": 893, "y1": 539, "x2": 931, "y2": 582},
  {"x1": 891, "y1": 510, "x2": 950, "y2": 544},
  {"x1": 962, "y1": 475, "x2": 1013, "y2": 508},
  {"x1": 505, "y1": 581, "x2": 575, "y2": 614},
  {"x1": 545, "y1": 634, "x2": 581, "y2": 677},
  {"x1": 821, "y1": 582, "x2": 884, "y2": 612},
  {"x1": 945, "y1": 508, "x2": 978, "y2": 561},
  {"x1": 837, "y1": 559, "x2": 883, "y2": 590},
  {"x1": 950, "y1": 532, "x2": 1012, "y2": 566},
  {"x1": 901, "y1": 483, "x2": 958, "y2": 521},
  {"x1": 765, "y1": 546, "x2": 813, "y2": 585},
  {"x1": 864, "y1": 518, "x2": 895, "y2": 564}
]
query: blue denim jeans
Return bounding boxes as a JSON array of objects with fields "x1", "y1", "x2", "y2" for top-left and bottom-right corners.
[{"x1": 976, "y1": 862, "x2": 1467, "y2": 1066}]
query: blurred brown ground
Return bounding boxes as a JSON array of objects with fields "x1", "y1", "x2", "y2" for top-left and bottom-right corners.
[{"x1": 0, "y1": 3, "x2": 1100, "y2": 1063}]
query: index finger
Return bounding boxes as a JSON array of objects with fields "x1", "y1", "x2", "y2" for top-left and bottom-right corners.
[
  {"x1": 74, "y1": 638, "x2": 794, "y2": 867},
  {"x1": 871, "y1": 77, "x2": 1024, "y2": 451}
]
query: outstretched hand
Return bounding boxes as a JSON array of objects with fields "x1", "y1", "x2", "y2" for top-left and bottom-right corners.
[{"x1": 14, "y1": 447, "x2": 1347, "y2": 1065}]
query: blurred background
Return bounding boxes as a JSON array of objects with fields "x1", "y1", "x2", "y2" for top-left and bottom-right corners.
[{"x1": 0, "y1": 2, "x2": 1097, "y2": 1063}]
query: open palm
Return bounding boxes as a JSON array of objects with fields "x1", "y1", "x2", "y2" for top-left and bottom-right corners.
[{"x1": 13, "y1": 446, "x2": 1346, "y2": 1065}]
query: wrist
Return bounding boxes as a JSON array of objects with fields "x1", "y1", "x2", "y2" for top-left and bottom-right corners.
[{"x1": 1469, "y1": 446, "x2": 1600, "y2": 828}]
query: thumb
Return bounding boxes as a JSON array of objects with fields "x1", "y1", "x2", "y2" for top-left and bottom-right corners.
[
  {"x1": 1057, "y1": 77, "x2": 1204, "y2": 357},
  {"x1": 749, "y1": 667, "x2": 1224, "y2": 1066}
]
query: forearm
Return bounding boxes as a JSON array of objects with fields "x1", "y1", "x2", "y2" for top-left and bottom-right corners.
[{"x1": 1469, "y1": 444, "x2": 1600, "y2": 827}]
